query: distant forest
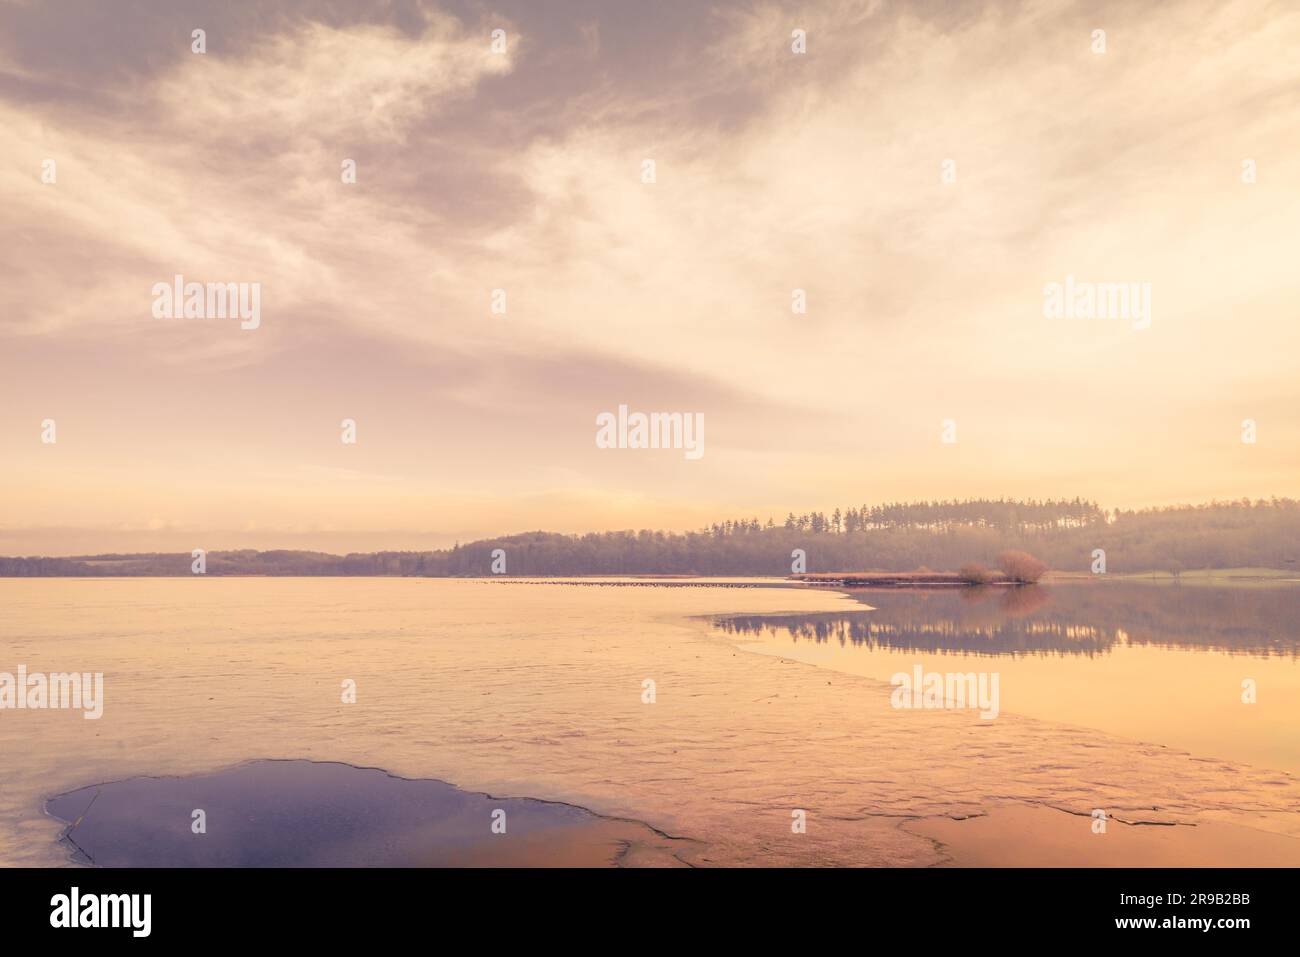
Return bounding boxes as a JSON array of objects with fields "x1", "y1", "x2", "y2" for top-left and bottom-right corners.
[{"x1": 3, "y1": 498, "x2": 1299, "y2": 577}]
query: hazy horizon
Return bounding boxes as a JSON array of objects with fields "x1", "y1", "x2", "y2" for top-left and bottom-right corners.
[
  {"x1": 2, "y1": 491, "x2": 1298, "y2": 558},
  {"x1": 4, "y1": 0, "x2": 1299, "y2": 555}
]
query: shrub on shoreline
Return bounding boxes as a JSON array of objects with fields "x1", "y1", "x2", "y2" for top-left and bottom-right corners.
[{"x1": 998, "y1": 550, "x2": 1047, "y2": 583}]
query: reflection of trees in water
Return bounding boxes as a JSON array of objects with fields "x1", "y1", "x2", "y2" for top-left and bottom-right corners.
[
  {"x1": 714, "y1": 583, "x2": 1300, "y2": 658},
  {"x1": 960, "y1": 583, "x2": 1052, "y2": 617},
  {"x1": 715, "y1": 611, "x2": 1116, "y2": 658}
]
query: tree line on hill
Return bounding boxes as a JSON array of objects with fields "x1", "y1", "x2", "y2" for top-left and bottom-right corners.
[{"x1": 1, "y1": 497, "x2": 1297, "y2": 577}]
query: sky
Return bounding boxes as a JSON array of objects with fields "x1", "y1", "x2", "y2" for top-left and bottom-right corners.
[{"x1": 2, "y1": 0, "x2": 1299, "y2": 555}]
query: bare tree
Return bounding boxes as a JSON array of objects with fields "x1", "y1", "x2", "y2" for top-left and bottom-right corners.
[{"x1": 997, "y1": 550, "x2": 1047, "y2": 583}]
